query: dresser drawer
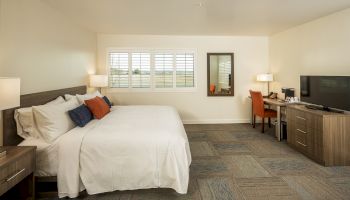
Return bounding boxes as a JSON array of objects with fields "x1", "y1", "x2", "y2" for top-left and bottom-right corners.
[
  {"x1": 0, "y1": 150, "x2": 35, "y2": 196},
  {"x1": 295, "y1": 129, "x2": 308, "y2": 152},
  {"x1": 295, "y1": 115, "x2": 307, "y2": 127},
  {"x1": 294, "y1": 110, "x2": 306, "y2": 120},
  {"x1": 295, "y1": 122, "x2": 307, "y2": 133}
]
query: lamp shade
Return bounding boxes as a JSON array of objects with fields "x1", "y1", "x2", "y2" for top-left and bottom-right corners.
[
  {"x1": 257, "y1": 74, "x2": 273, "y2": 82},
  {"x1": 90, "y1": 75, "x2": 108, "y2": 88},
  {"x1": 0, "y1": 77, "x2": 20, "y2": 110}
]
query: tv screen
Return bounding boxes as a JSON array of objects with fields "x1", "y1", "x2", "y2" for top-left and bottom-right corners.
[{"x1": 300, "y1": 76, "x2": 350, "y2": 111}]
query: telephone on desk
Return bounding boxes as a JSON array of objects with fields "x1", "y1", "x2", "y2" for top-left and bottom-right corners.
[{"x1": 266, "y1": 92, "x2": 277, "y2": 99}]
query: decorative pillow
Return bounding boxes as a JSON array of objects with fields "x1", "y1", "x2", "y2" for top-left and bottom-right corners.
[
  {"x1": 33, "y1": 98, "x2": 79, "y2": 143},
  {"x1": 102, "y1": 96, "x2": 112, "y2": 108},
  {"x1": 14, "y1": 96, "x2": 65, "y2": 139},
  {"x1": 85, "y1": 96, "x2": 110, "y2": 119},
  {"x1": 76, "y1": 91, "x2": 103, "y2": 104},
  {"x1": 68, "y1": 105, "x2": 93, "y2": 127}
]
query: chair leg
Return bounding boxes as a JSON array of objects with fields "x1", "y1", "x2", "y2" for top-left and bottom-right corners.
[
  {"x1": 261, "y1": 117, "x2": 265, "y2": 133},
  {"x1": 253, "y1": 115, "x2": 256, "y2": 128},
  {"x1": 268, "y1": 118, "x2": 271, "y2": 128}
]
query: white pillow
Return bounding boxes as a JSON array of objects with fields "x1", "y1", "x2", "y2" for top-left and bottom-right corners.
[
  {"x1": 33, "y1": 98, "x2": 79, "y2": 143},
  {"x1": 76, "y1": 91, "x2": 103, "y2": 104},
  {"x1": 46, "y1": 96, "x2": 65, "y2": 105},
  {"x1": 14, "y1": 96, "x2": 65, "y2": 139},
  {"x1": 14, "y1": 107, "x2": 34, "y2": 139},
  {"x1": 64, "y1": 94, "x2": 76, "y2": 101}
]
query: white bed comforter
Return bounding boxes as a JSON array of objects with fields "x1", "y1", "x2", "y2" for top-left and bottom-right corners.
[{"x1": 57, "y1": 106, "x2": 191, "y2": 198}]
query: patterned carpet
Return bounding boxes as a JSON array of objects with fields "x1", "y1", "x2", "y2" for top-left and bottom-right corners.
[{"x1": 43, "y1": 124, "x2": 350, "y2": 200}]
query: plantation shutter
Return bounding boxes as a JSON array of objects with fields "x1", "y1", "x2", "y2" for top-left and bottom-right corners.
[
  {"x1": 176, "y1": 53, "x2": 194, "y2": 88},
  {"x1": 109, "y1": 52, "x2": 129, "y2": 88},
  {"x1": 218, "y1": 56, "x2": 231, "y2": 89},
  {"x1": 131, "y1": 53, "x2": 151, "y2": 88},
  {"x1": 154, "y1": 53, "x2": 174, "y2": 88}
]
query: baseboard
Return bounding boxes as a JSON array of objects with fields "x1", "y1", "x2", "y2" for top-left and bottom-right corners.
[{"x1": 182, "y1": 119, "x2": 251, "y2": 124}]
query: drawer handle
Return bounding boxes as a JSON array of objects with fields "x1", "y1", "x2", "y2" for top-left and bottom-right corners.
[
  {"x1": 296, "y1": 116, "x2": 306, "y2": 120},
  {"x1": 297, "y1": 129, "x2": 307, "y2": 134},
  {"x1": 297, "y1": 141, "x2": 307, "y2": 147},
  {"x1": 6, "y1": 168, "x2": 25, "y2": 182}
]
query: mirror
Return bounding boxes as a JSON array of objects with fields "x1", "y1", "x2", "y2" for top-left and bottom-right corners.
[{"x1": 207, "y1": 53, "x2": 234, "y2": 96}]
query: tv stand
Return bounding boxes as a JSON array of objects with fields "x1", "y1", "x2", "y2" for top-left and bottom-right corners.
[
  {"x1": 287, "y1": 105, "x2": 350, "y2": 166},
  {"x1": 305, "y1": 104, "x2": 344, "y2": 114}
]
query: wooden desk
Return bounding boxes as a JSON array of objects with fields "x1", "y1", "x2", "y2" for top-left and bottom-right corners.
[
  {"x1": 249, "y1": 97, "x2": 288, "y2": 141},
  {"x1": 263, "y1": 98, "x2": 288, "y2": 141}
]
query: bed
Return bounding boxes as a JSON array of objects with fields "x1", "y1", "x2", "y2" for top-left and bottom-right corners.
[{"x1": 3, "y1": 86, "x2": 191, "y2": 198}]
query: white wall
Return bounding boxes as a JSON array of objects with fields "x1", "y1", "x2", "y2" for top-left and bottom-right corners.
[
  {"x1": 0, "y1": 0, "x2": 97, "y2": 94},
  {"x1": 98, "y1": 34, "x2": 269, "y2": 124},
  {"x1": 0, "y1": 0, "x2": 97, "y2": 144},
  {"x1": 269, "y1": 8, "x2": 350, "y2": 96}
]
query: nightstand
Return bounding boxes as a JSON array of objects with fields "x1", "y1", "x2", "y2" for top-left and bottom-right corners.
[{"x1": 0, "y1": 146, "x2": 36, "y2": 200}]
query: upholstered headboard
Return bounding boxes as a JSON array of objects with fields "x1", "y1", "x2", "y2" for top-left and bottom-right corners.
[{"x1": 2, "y1": 86, "x2": 87, "y2": 146}]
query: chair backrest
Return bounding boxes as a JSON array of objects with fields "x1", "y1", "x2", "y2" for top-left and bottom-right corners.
[
  {"x1": 249, "y1": 90, "x2": 264, "y2": 116},
  {"x1": 210, "y1": 84, "x2": 216, "y2": 94}
]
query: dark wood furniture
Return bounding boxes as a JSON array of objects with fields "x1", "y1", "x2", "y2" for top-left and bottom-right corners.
[
  {"x1": 2, "y1": 85, "x2": 87, "y2": 198},
  {"x1": 0, "y1": 146, "x2": 36, "y2": 200},
  {"x1": 207, "y1": 53, "x2": 234, "y2": 96},
  {"x1": 287, "y1": 104, "x2": 350, "y2": 166},
  {"x1": 249, "y1": 90, "x2": 277, "y2": 133}
]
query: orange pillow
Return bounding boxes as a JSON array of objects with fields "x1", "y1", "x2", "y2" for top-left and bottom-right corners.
[{"x1": 84, "y1": 96, "x2": 110, "y2": 119}]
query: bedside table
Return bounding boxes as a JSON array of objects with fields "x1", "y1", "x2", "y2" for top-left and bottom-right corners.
[{"x1": 0, "y1": 146, "x2": 36, "y2": 200}]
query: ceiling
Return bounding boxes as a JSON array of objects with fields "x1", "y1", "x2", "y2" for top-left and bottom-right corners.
[{"x1": 44, "y1": 0, "x2": 350, "y2": 36}]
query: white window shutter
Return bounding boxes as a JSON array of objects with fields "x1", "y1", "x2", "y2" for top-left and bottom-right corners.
[
  {"x1": 154, "y1": 53, "x2": 174, "y2": 88},
  {"x1": 176, "y1": 53, "x2": 194, "y2": 88},
  {"x1": 109, "y1": 52, "x2": 129, "y2": 88},
  {"x1": 131, "y1": 53, "x2": 151, "y2": 88}
]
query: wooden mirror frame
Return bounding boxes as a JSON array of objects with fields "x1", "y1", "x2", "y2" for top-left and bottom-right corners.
[{"x1": 207, "y1": 53, "x2": 234, "y2": 96}]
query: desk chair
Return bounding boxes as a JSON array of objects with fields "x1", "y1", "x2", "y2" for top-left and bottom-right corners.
[
  {"x1": 249, "y1": 90, "x2": 277, "y2": 133},
  {"x1": 210, "y1": 84, "x2": 216, "y2": 94}
]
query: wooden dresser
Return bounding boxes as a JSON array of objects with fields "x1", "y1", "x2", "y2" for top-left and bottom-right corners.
[
  {"x1": 287, "y1": 105, "x2": 350, "y2": 166},
  {"x1": 0, "y1": 146, "x2": 36, "y2": 200}
]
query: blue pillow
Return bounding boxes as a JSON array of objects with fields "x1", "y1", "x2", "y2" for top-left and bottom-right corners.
[
  {"x1": 68, "y1": 105, "x2": 93, "y2": 127},
  {"x1": 103, "y1": 96, "x2": 112, "y2": 108}
]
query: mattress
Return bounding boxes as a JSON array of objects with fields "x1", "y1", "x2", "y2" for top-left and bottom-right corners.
[{"x1": 18, "y1": 137, "x2": 60, "y2": 177}]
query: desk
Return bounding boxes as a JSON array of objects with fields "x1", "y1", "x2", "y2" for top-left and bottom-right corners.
[
  {"x1": 250, "y1": 97, "x2": 287, "y2": 141},
  {"x1": 263, "y1": 98, "x2": 287, "y2": 141}
]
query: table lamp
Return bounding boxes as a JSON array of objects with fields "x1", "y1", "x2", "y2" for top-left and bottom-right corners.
[
  {"x1": 90, "y1": 75, "x2": 108, "y2": 93},
  {"x1": 0, "y1": 77, "x2": 20, "y2": 157},
  {"x1": 256, "y1": 73, "x2": 273, "y2": 96}
]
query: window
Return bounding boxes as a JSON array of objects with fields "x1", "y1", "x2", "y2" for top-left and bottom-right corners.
[
  {"x1": 176, "y1": 53, "x2": 194, "y2": 88},
  {"x1": 154, "y1": 53, "x2": 173, "y2": 88},
  {"x1": 131, "y1": 53, "x2": 151, "y2": 88},
  {"x1": 109, "y1": 52, "x2": 128, "y2": 88},
  {"x1": 108, "y1": 49, "x2": 196, "y2": 91}
]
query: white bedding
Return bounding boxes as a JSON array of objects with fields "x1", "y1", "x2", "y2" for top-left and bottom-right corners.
[
  {"x1": 58, "y1": 106, "x2": 191, "y2": 198},
  {"x1": 18, "y1": 137, "x2": 60, "y2": 176}
]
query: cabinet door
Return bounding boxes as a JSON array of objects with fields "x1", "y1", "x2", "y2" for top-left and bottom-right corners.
[{"x1": 306, "y1": 113, "x2": 323, "y2": 163}]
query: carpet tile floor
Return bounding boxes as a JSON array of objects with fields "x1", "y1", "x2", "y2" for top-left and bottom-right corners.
[{"x1": 42, "y1": 124, "x2": 350, "y2": 200}]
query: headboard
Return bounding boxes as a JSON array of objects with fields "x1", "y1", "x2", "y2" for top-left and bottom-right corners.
[{"x1": 2, "y1": 86, "x2": 87, "y2": 146}]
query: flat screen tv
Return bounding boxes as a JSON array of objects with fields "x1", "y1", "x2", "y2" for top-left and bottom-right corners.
[{"x1": 300, "y1": 76, "x2": 350, "y2": 112}]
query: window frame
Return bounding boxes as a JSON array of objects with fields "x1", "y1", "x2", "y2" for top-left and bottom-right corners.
[{"x1": 106, "y1": 48, "x2": 197, "y2": 93}]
